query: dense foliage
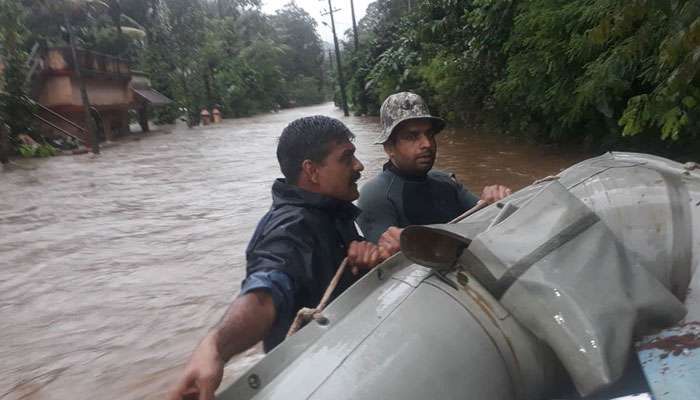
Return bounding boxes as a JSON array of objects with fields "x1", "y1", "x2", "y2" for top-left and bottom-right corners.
[
  {"x1": 2, "y1": 0, "x2": 331, "y2": 129},
  {"x1": 0, "y1": 0, "x2": 33, "y2": 145},
  {"x1": 345, "y1": 0, "x2": 700, "y2": 156},
  {"x1": 3, "y1": 0, "x2": 699, "y2": 157}
]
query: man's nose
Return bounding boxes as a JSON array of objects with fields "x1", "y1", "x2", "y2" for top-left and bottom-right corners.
[
  {"x1": 418, "y1": 133, "x2": 433, "y2": 149},
  {"x1": 354, "y1": 157, "x2": 364, "y2": 172}
]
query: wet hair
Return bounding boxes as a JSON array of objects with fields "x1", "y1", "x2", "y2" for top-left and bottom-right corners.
[{"x1": 277, "y1": 116, "x2": 355, "y2": 185}]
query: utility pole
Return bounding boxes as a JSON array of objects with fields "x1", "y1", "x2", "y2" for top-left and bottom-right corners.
[
  {"x1": 350, "y1": 0, "x2": 359, "y2": 50},
  {"x1": 65, "y1": 13, "x2": 100, "y2": 154},
  {"x1": 321, "y1": 1, "x2": 349, "y2": 116}
]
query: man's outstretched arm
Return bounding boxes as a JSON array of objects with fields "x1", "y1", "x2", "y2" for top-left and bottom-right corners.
[{"x1": 167, "y1": 290, "x2": 276, "y2": 400}]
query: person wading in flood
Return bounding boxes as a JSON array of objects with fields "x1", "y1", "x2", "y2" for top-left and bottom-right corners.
[
  {"x1": 168, "y1": 116, "x2": 387, "y2": 400},
  {"x1": 357, "y1": 92, "x2": 512, "y2": 255}
]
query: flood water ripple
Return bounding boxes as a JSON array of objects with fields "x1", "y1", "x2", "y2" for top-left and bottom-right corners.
[{"x1": 0, "y1": 103, "x2": 586, "y2": 399}]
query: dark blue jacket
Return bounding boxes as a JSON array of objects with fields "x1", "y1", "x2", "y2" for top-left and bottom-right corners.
[{"x1": 240, "y1": 179, "x2": 362, "y2": 351}]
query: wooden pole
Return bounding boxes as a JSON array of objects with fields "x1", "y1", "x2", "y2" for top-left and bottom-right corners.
[
  {"x1": 350, "y1": 0, "x2": 359, "y2": 50},
  {"x1": 326, "y1": 0, "x2": 349, "y2": 116},
  {"x1": 65, "y1": 13, "x2": 100, "y2": 154}
]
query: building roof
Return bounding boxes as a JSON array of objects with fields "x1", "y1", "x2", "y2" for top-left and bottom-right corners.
[{"x1": 133, "y1": 88, "x2": 172, "y2": 106}]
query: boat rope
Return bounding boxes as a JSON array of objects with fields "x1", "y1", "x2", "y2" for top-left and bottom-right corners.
[
  {"x1": 287, "y1": 258, "x2": 349, "y2": 337},
  {"x1": 449, "y1": 200, "x2": 488, "y2": 223},
  {"x1": 286, "y1": 200, "x2": 489, "y2": 337}
]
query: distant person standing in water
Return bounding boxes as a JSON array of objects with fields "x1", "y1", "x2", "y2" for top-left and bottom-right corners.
[
  {"x1": 357, "y1": 92, "x2": 511, "y2": 255},
  {"x1": 168, "y1": 116, "x2": 387, "y2": 400}
]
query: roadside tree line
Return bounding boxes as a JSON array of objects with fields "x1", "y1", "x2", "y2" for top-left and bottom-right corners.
[{"x1": 342, "y1": 0, "x2": 700, "y2": 157}]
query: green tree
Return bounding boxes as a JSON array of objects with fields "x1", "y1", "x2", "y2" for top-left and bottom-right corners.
[
  {"x1": 0, "y1": 0, "x2": 33, "y2": 147},
  {"x1": 270, "y1": 3, "x2": 325, "y2": 106},
  {"x1": 618, "y1": 1, "x2": 700, "y2": 144},
  {"x1": 494, "y1": 0, "x2": 700, "y2": 152},
  {"x1": 5, "y1": 0, "x2": 329, "y2": 137},
  {"x1": 343, "y1": 0, "x2": 700, "y2": 157}
]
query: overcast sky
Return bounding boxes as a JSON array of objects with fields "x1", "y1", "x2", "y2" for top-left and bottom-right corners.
[{"x1": 261, "y1": 0, "x2": 374, "y2": 43}]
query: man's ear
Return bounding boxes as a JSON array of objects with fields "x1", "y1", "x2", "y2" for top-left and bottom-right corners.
[
  {"x1": 301, "y1": 159, "x2": 320, "y2": 184},
  {"x1": 383, "y1": 142, "x2": 394, "y2": 158}
]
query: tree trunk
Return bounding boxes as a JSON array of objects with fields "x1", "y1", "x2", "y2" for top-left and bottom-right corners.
[
  {"x1": 0, "y1": 123, "x2": 9, "y2": 165},
  {"x1": 109, "y1": 1, "x2": 127, "y2": 58},
  {"x1": 65, "y1": 13, "x2": 100, "y2": 154},
  {"x1": 110, "y1": 0, "x2": 123, "y2": 36},
  {"x1": 180, "y1": 73, "x2": 196, "y2": 127},
  {"x1": 203, "y1": 70, "x2": 213, "y2": 108},
  {"x1": 138, "y1": 105, "x2": 150, "y2": 133}
]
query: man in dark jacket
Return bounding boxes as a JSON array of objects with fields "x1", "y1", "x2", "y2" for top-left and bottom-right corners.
[
  {"x1": 168, "y1": 116, "x2": 383, "y2": 400},
  {"x1": 357, "y1": 92, "x2": 511, "y2": 251}
]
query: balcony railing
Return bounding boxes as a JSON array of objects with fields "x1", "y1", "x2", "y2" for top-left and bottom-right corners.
[{"x1": 46, "y1": 47, "x2": 131, "y2": 77}]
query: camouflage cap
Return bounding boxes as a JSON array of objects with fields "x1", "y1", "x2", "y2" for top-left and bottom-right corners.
[{"x1": 375, "y1": 92, "x2": 446, "y2": 144}]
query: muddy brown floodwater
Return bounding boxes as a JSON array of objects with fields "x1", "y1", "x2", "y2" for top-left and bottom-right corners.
[{"x1": 0, "y1": 103, "x2": 588, "y2": 399}]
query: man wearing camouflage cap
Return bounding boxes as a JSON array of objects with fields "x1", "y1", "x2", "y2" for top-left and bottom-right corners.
[{"x1": 357, "y1": 92, "x2": 511, "y2": 251}]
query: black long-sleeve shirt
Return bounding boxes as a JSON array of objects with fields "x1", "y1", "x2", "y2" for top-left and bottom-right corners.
[{"x1": 357, "y1": 162, "x2": 479, "y2": 243}]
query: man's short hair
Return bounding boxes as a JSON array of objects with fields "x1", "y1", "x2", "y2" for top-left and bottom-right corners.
[{"x1": 277, "y1": 116, "x2": 355, "y2": 185}]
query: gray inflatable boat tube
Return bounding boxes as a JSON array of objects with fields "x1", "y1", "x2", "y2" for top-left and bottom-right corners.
[{"x1": 217, "y1": 152, "x2": 700, "y2": 400}]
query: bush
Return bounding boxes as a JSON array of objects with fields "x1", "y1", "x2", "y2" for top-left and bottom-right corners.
[
  {"x1": 18, "y1": 144, "x2": 35, "y2": 158},
  {"x1": 36, "y1": 143, "x2": 57, "y2": 157},
  {"x1": 18, "y1": 142, "x2": 57, "y2": 158}
]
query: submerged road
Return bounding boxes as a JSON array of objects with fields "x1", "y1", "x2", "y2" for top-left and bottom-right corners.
[{"x1": 0, "y1": 103, "x2": 586, "y2": 399}]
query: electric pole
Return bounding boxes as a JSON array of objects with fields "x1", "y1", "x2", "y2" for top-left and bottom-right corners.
[
  {"x1": 321, "y1": 1, "x2": 349, "y2": 116},
  {"x1": 350, "y1": 0, "x2": 359, "y2": 50}
]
